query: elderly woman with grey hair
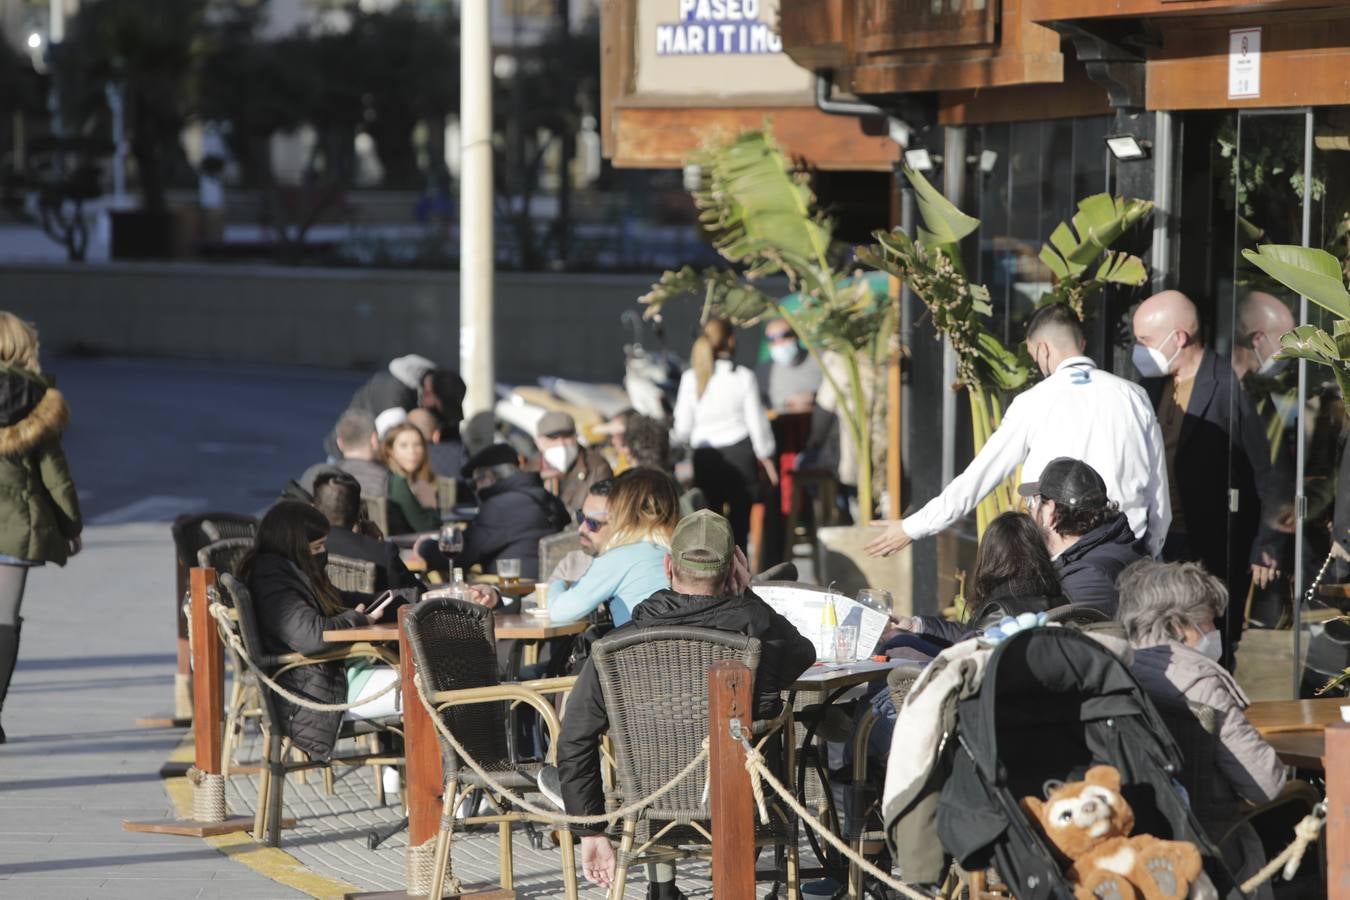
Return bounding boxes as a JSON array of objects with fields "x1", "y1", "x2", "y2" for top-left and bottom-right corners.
[{"x1": 1118, "y1": 559, "x2": 1287, "y2": 894}]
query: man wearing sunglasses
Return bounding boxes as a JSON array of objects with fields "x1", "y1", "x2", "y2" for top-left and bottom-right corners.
[{"x1": 546, "y1": 479, "x2": 614, "y2": 588}]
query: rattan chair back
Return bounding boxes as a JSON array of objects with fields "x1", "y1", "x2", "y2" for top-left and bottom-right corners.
[
  {"x1": 218, "y1": 573, "x2": 286, "y2": 734},
  {"x1": 197, "y1": 538, "x2": 254, "y2": 580},
  {"x1": 172, "y1": 513, "x2": 257, "y2": 597},
  {"x1": 201, "y1": 515, "x2": 259, "y2": 543},
  {"x1": 590, "y1": 626, "x2": 761, "y2": 824},
  {"x1": 538, "y1": 529, "x2": 582, "y2": 581},
  {"x1": 326, "y1": 555, "x2": 377, "y2": 594},
  {"x1": 887, "y1": 664, "x2": 921, "y2": 712},
  {"x1": 361, "y1": 497, "x2": 390, "y2": 539},
  {"x1": 403, "y1": 598, "x2": 513, "y2": 779}
]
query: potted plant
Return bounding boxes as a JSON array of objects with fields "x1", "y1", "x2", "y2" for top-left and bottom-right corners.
[{"x1": 640, "y1": 129, "x2": 897, "y2": 522}]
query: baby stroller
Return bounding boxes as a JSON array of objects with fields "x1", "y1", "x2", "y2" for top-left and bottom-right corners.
[{"x1": 930, "y1": 627, "x2": 1239, "y2": 898}]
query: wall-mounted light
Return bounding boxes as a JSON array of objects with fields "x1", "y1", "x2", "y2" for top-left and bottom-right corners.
[
  {"x1": 26, "y1": 32, "x2": 42, "y2": 50},
  {"x1": 682, "y1": 164, "x2": 702, "y2": 192},
  {"x1": 903, "y1": 148, "x2": 939, "y2": 172},
  {"x1": 977, "y1": 149, "x2": 999, "y2": 173},
  {"x1": 1105, "y1": 134, "x2": 1152, "y2": 161}
]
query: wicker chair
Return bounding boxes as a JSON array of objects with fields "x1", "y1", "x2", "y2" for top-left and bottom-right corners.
[
  {"x1": 326, "y1": 555, "x2": 378, "y2": 594},
  {"x1": 403, "y1": 598, "x2": 579, "y2": 900},
  {"x1": 170, "y1": 514, "x2": 258, "y2": 719},
  {"x1": 217, "y1": 573, "x2": 401, "y2": 846},
  {"x1": 196, "y1": 539, "x2": 260, "y2": 776},
  {"x1": 1156, "y1": 700, "x2": 1323, "y2": 892},
  {"x1": 538, "y1": 529, "x2": 582, "y2": 582},
  {"x1": 589, "y1": 626, "x2": 799, "y2": 898},
  {"x1": 361, "y1": 496, "x2": 390, "y2": 539},
  {"x1": 846, "y1": 664, "x2": 922, "y2": 897}
]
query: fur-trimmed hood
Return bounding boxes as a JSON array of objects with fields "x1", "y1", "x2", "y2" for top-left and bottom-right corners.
[{"x1": 0, "y1": 372, "x2": 69, "y2": 458}]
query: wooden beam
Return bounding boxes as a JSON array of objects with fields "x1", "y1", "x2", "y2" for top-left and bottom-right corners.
[
  {"x1": 192, "y1": 567, "x2": 224, "y2": 775},
  {"x1": 611, "y1": 106, "x2": 899, "y2": 171},
  {"x1": 1329, "y1": 723, "x2": 1349, "y2": 900},
  {"x1": 1147, "y1": 15, "x2": 1350, "y2": 109},
  {"x1": 400, "y1": 604, "x2": 442, "y2": 852},
  {"x1": 938, "y1": 61, "x2": 1113, "y2": 124},
  {"x1": 1025, "y1": 0, "x2": 1345, "y2": 23}
]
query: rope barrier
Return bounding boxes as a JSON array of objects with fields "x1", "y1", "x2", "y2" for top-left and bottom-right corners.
[
  {"x1": 187, "y1": 766, "x2": 227, "y2": 824},
  {"x1": 1240, "y1": 804, "x2": 1326, "y2": 893},
  {"x1": 411, "y1": 672, "x2": 709, "y2": 827},
  {"x1": 738, "y1": 740, "x2": 938, "y2": 900},
  {"x1": 208, "y1": 602, "x2": 401, "y2": 713}
]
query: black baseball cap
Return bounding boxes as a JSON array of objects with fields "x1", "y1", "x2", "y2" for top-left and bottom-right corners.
[
  {"x1": 1018, "y1": 457, "x2": 1109, "y2": 509},
  {"x1": 462, "y1": 442, "x2": 519, "y2": 478}
]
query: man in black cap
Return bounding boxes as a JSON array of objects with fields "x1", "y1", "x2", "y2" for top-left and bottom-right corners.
[
  {"x1": 544, "y1": 510, "x2": 816, "y2": 898},
  {"x1": 1020, "y1": 457, "x2": 1150, "y2": 616},
  {"x1": 534, "y1": 410, "x2": 612, "y2": 515},
  {"x1": 459, "y1": 443, "x2": 569, "y2": 580}
]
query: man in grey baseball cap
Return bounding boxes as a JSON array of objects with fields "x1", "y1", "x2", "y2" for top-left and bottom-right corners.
[{"x1": 545, "y1": 510, "x2": 815, "y2": 897}]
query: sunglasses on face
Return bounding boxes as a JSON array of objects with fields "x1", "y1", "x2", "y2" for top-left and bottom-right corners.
[{"x1": 575, "y1": 509, "x2": 608, "y2": 531}]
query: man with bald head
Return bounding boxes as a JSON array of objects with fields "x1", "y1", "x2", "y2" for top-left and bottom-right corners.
[
  {"x1": 868, "y1": 302, "x2": 1170, "y2": 559},
  {"x1": 1233, "y1": 291, "x2": 1296, "y2": 382},
  {"x1": 1132, "y1": 290, "x2": 1282, "y2": 664}
]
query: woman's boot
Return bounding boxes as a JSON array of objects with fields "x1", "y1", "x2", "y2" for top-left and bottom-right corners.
[{"x1": 0, "y1": 617, "x2": 21, "y2": 743}]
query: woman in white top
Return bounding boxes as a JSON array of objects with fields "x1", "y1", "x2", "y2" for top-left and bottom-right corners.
[{"x1": 672, "y1": 318, "x2": 776, "y2": 550}]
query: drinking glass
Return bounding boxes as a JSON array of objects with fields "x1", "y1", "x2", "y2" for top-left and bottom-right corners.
[
  {"x1": 834, "y1": 624, "x2": 859, "y2": 663},
  {"x1": 856, "y1": 588, "x2": 893, "y2": 616},
  {"x1": 438, "y1": 525, "x2": 464, "y2": 556},
  {"x1": 497, "y1": 558, "x2": 522, "y2": 584}
]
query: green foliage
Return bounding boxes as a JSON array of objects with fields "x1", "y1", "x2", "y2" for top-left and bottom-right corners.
[
  {"x1": 639, "y1": 129, "x2": 893, "y2": 520},
  {"x1": 1244, "y1": 244, "x2": 1350, "y2": 400},
  {"x1": 1036, "y1": 194, "x2": 1153, "y2": 317}
]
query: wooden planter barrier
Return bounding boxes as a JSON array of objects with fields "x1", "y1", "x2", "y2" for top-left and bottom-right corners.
[{"x1": 709, "y1": 659, "x2": 756, "y2": 897}]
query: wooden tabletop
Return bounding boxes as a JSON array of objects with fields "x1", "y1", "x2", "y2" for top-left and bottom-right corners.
[
  {"x1": 790, "y1": 659, "x2": 913, "y2": 693},
  {"x1": 1265, "y1": 731, "x2": 1326, "y2": 770},
  {"x1": 322, "y1": 612, "x2": 586, "y2": 644},
  {"x1": 1317, "y1": 582, "x2": 1350, "y2": 599},
  {"x1": 1246, "y1": 697, "x2": 1347, "y2": 735}
]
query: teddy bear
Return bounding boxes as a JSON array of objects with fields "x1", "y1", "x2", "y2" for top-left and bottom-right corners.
[{"x1": 1020, "y1": 765, "x2": 1205, "y2": 900}]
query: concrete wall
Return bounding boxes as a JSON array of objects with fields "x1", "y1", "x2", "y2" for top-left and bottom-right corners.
[{"x1": 0, "y1": 262, "x2": 742, "y2": 384}]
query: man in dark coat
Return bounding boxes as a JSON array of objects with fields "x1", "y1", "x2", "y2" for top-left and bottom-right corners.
[
  {"x1": 311, "y1": 472, "x2": 420, "y2": 598},
  {"x1": 1132, "y1": 291, "x2": 1283, "y2": 665},
  {"x1": 1020, "y1": 457, "x2": 1149, "y2": 617},
  {"x1": 551, "y1": 510, "x2": 816, "y2": 897},
  {"x1": 459, "y1": 444, "x2": 569, "y2": 579}
]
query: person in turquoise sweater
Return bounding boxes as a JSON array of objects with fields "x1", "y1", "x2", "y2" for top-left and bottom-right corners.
[{"x1": 548, "y1": 468, "x2": 680, "y2": 626}]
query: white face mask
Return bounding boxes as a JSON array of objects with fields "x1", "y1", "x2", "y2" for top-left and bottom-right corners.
[
  {"x1": 1131, "y1": 332, "x2": 1181, "y2": 378},
  {"x1": 542, "y1": 443, "x2": 578, "y2": 473},
  {"x1": 1252, "y1": 339, "x2": 1286, "y2": 377},
  {"x1": 1194, "y1": 628, "x2": 1223, "y2": 661},
  {"x1": 769, "y1": 342, "x2": 799, "y2": 366}
]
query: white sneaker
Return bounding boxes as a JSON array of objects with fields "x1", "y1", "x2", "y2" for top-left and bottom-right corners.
[{"x1": 382, "y1": 766, "x2": 401, "y2": 795}]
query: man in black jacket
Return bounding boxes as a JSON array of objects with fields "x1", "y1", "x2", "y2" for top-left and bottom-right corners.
[
  {"x1": 459, "y1": 444, "x2": 569, "y2": 579},
  {"x1": 1020, "y1": 458, "x2": 1149, "y2": 616},
  {"x1": 550, "y1": 510, "x2": 816, "y2": 898},
  {"x1": 312, "y1": 472, "x2": 419, "y2": 597},
  {"x1": 1132, "y1": 291, "x2": 1283, "y2": 665}
]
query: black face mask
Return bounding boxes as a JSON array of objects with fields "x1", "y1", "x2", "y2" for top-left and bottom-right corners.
[{"x1": 313, "y1": 551, "x2": 329, "y2": 569}]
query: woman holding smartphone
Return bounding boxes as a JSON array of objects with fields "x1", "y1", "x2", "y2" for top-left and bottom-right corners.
[{"x1": 239, "y1": 501, "x2": 400, "y2": 760}]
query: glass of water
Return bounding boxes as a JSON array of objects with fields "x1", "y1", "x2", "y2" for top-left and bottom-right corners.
[
  {"x1": 833, "y1": 624, "x2": 859, "y2": 663},
  {"x1": 856, "y1": 588, "x2": 893, "y2": 615},
  {"x1": 497, "y1": 558, "x2": 522, "y2": 584},
  {"x1": 438, "y1": 525, "x2": 464, "y2": 556}
]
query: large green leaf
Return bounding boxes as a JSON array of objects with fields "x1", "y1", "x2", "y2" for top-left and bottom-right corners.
[
  {"x1": 904, "y1": 166, "x2": 979, "y2": 250},
  {"x1": 1096, "y1": 251, "x2": 1148, "y2": 287},
  {"x1": 1038, "y1": 194, "x2": 1153, "y2": 277},
  {"x1": 1242, "y1": 245, "x2": 1350, "y2": 320},
  {"x1": 1278, "y1": 324, "x2": 1350, "y2": 400}
]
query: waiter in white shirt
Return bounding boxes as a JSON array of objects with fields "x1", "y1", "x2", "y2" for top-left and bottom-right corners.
[{"x1": 867, "y1": 303, "x2": 1170, "y2": 558}]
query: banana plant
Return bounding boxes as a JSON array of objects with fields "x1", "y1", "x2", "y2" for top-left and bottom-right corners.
[
  {"x1": 1242, "y1": 244, "x2": 1350, "y2": 398},
  {"x1": 857, "y1": 167, "x2": 1031, "y2": 534},
  {"x1": 640, "y1": 130, "x2": 896, "y2": 522},
  {"x1": 1037, "y1": 194, "x2": 1153, "y2": 317}
]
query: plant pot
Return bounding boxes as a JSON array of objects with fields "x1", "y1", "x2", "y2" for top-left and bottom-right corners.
[
  {"x1": 110, "y1": 210, "x2": 176, "y2": 260},
  {"x1": 815, "y1": 524, "x2": 912, "y2": 616}
]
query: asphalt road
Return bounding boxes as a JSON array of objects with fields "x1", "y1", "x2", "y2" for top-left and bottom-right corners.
[{"x1": 53, "y1": 356, "x2": 365, "y2": 525}]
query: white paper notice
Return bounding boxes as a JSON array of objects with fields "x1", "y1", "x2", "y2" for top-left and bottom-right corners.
[
  {"x1": 756, "y1": 585, "x2": 890, "y2": 662},
  {"x1": 1228, "y1": 28, "x2": 1261, "y2": 100}
]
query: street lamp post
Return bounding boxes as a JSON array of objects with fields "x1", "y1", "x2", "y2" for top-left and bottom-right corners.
[{"x1": 460, "y1": 0, "x2": 495, "y2": 417}]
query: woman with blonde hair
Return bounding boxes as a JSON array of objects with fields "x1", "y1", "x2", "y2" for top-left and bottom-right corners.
[
  {"x1": 380, "y1": 422, "x2": 440, "y2": 534},
  {"x1": 0, "y1": 313, "x2": 82, "y2": 742},
  {"x1": 671, "y1": 317, "x2": 776, "y2": 550},
  {"x1": 548, "y1": 468, "x2": 680, "y2": 626}
]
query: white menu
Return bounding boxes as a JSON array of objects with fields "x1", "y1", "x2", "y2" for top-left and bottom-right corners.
[{"x1": 755, "y1": 584, "x2": 890, "y2": 662}]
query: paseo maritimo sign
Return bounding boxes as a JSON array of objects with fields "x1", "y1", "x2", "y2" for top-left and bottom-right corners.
[{"x1": 655, "y1": 0, "x2": 785, "y2": 55}]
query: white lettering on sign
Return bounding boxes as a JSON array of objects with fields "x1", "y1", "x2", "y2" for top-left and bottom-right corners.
[
  {"x1": 1228, "y1": 27, "x2": 1261, "y2": 100},
  {"x1": 657, "y1": 0, "x2": 781, "y2": 56}
]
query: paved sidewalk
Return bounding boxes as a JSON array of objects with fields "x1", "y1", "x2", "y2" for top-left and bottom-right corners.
[{"x1": 0, "y1": 522, "x2": 306, "y2": 899}]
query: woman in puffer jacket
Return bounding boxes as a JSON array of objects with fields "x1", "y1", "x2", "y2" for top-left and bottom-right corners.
[
  {"x1": 238, "y1": 501, "x2": 397, "y2": 759},
  {"x1": 0, "y1": 313, "x2": 82, "y2": 743}
]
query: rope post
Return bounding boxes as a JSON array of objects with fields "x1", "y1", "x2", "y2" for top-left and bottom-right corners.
[
  {"x1": 709, "y1": 660, "x2": 756, "y2": 899},
  {"x1": 400, "y1": 604, "x2": 446, "y2": 896},
  {"x1": 123, "y1": 567, "x2": 251, "y2": 837},
  {"x1": 1329, "y1": 723, "x2": 1349, "y2": 899}
]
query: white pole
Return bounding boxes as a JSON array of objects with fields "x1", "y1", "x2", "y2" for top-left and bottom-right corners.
[
  {"x1": 460, "y1": 0, "x2": 495, "y2": 417},
  {"x1": 49, "y1": 0, "x2": 64, "y2": 44}
]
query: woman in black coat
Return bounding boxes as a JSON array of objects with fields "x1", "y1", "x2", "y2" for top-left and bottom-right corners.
[{"x1": 239, "y1": 502, "x2": 396, "y2": 759}]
